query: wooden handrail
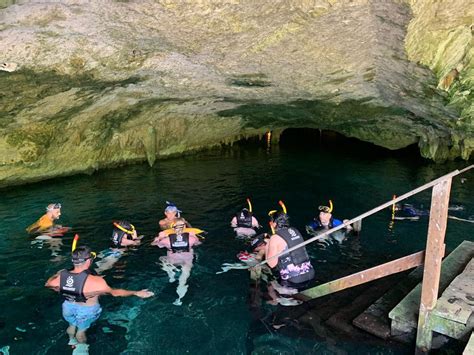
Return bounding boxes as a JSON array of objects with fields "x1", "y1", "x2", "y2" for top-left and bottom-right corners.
[{"x1": 257, "y1": 164, "x2": 473, "y2": 267}]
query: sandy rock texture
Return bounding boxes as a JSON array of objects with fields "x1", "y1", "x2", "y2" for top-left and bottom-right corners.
[{"x1": 0, "y1": 0, "x2": 472, "y2": 187}]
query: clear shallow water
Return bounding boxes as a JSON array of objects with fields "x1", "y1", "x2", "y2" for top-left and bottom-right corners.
[{"x1": 0, "y1": 132, "x2": 472, "y2": 354}]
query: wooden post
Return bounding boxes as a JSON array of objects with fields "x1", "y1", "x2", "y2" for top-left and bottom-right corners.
[{"x1": 415, "y1": 178, "x2": 452, "y2": 353}]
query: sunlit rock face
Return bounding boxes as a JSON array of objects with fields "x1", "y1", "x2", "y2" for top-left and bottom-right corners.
[{"x1": 0, "y1": 0, "x2": 472, "y2": 187}]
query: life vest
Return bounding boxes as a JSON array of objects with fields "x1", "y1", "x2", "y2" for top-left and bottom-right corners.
[
  {"x1": 312, "y1": 216, "x2": 335, "y2": 229},
  {"x1": 236, "y1": 211, "x2": 253, "y2": 228},
  {"x1": 111, "y1": 230, "x2": 133, "y2": 247},
  {"x1": 59, "y1": 269, "x2": 91, "y2": 303},
  {"x1": 169, "y1": 232, "x2": 190, "y2": 253},
  {"x1": 276, "y1": 227, "x2": 315, "y2": 284}
]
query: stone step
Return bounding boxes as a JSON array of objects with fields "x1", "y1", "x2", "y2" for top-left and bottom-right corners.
[
  {"x1": 463, "y1": 332, "x2": 474, "y2": 355},
  {"x1": 388, "y1": 240, "x2": 474, "y2": 341}
]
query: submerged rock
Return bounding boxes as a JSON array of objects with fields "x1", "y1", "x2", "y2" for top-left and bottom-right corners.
[{"x1": 0, "y1": 0, "x2": 472, "y2": 187}]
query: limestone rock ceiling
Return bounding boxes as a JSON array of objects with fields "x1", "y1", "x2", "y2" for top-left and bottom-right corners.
[{"x1": 0, "y1": 0, "x2": 472, "y2": 187}]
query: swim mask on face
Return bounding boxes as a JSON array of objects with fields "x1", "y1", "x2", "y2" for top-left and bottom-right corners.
[{"x1": 318, "y1": 205, "x2": 331, "y2": 213}]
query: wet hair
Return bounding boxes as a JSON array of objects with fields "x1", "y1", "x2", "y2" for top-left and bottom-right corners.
[
  {"x1": 271, "y1": 212, "x2": 290, "y2": 228},
  {"x1": 250, "y1": 234, "x2": 267, "y2": 250},
  {"x1": 240, "y1": 208, "x2": 251, "y2": 217},
  {"x1": 72, "y1": 246, "x2": 93, "y2": 265}
]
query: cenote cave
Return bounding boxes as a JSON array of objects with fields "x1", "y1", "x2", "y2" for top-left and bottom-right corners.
[{"x1": 0, "y1": 1, "x2": 473, "y2": 354}]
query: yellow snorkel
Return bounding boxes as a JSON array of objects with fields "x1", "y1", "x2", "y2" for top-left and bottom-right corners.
[
  {"x1": 72, "y1": 234, "x2": 79, "y2": 252},
  {"x1": 113, "y1": 222, "x2": 135, "y2": 235},
  {"x1": 246, "y1": 198, "x2": 253, "y2": 213},
  {"x1": 328, "y1": 200, "x2": 333, "y2": 213},
  {"x1": 268, "y1": 210, "x2": 277, "y2": 234}
]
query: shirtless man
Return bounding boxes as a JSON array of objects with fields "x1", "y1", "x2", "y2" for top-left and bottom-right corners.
[
  {"x1": 152, "y1": 218, "x2": 201, "y2": 305},
  {"x1": 159, "y1": 202, "x2": 191, "y2": 230},
  {"x1": 26, "y1": 203, "x2": 68, "y2": 235},
  {"x1": 45, "y1": 246, "x2": 153, "y2": 354}
]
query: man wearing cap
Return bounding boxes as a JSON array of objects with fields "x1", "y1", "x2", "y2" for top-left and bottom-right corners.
[
  {"x1": 266, "y1": 211, "x2": 315, "y2": 290},
  {"x1": 159, "y1": 201, "x2": 191, "y2": 230},
  {"x1": 45, "y1": 246, "x2": 154, "y2": 354},
  {"x1": 26, "y1": 203, "x2": 65, "y2": 235}
]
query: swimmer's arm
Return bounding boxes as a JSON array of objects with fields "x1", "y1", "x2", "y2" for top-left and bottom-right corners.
[
  {"x1": 121, "y1": 238, "x2": 140, "y2": 246},
  {"x1": 251, "y1": 217, "x2": 260, "y2": 228},
  {"x1": 230, "y1": 217, "x2": 237, "y2": 228},
  {"x1": 92, "y1": 277, "x2": 154, "y2": 298},
  {"x1": 45, "y1": 270, "x2": 62, "y2": 289}
]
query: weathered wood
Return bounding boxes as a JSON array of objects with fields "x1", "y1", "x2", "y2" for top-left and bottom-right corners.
[
  {"x1": 464, "y1": 332, "x2": 474, "y2": 355},
  {"x1": 388, "y1": 240, "x2": 474, "y2": 339},
  {"x1": 300, "y1": 250, "x2": 425, "y2": 299},
  {"x1": 416, "y1": 178, "x2": 452, "y2": 353}
]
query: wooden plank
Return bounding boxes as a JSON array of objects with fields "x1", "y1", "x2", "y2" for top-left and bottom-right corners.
[
  {"x1": 300, "y1": 250, "x2": 425, "y2": 299},
  {"x1": 464, "y1": 332, "x2": 474, "y2": 355},
  {"x1": 389, "y1": 241, "x2": 474, "y2": 335},
  {"x1": 432, "y1": 258, "x2": 474, "y2": 324},
  {"x1": 416, "y1": 178, "x2": 452, "y2": 353}
]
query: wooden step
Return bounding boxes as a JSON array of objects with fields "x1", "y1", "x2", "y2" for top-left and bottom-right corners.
[
  {"x1": 352, "y1": 265, "x2": 424, "y2": 339},
  {"x1": 388, "y1": 240, "x2": 474, "y2": 341}
]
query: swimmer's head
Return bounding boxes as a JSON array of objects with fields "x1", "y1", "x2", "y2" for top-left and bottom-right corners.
[
  {"x1": 269, "y1": 210, "x2": 290, "y2": 229},
  {"x1": 46, "y1": 203, "x2": 62, "y2": 219},
  {"x1": 250, "y1": 234, "x2": 268, "y2": 250},
  {"x1": 72, "y1": 246, "x2": 96, "y2": 265},
  {"x1": 112, "y1": 220, "x2": 136, "y2": 242},
  {"x1": 318, "y1": 205, "x2": 331, "y2": 213},
  {"x1": 240, "y1": 208, "x2": 251, "y2": 218},
  {"x1": 164, "y1": 201, "x2": 181, "y2": 218}
]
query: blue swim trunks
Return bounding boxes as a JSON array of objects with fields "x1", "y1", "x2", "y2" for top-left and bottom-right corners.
[{"x1": 62, "y1": 301, "x2": 102, "y2": 331}]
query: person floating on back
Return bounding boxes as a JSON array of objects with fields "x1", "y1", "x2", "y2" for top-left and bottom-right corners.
[
  {"x1": 45, "y1": 245, "x2": 154, "y2": 354},
  {"x1": 230, "y1": 198, "x2": 260, "y2": 239},
  {"x1": 26, "y1": 203, "x2": 70, "y2": 236}
]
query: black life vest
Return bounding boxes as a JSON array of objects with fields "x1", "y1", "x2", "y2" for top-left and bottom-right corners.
[
  {"x1": 169, "y1": 232, "x2": 190, "y2": 253},
  {"x1": 59, "y1": 269, "x2": 91, "y2": 303},
  {"x1": 111, "y1": 230, "x2": 133, "y2": 247},
  {"x1": 236, "y1": 211, "x2": 253, "y2": 228},
  {"x1": 276, "y1": 227, "x2": 315, "y2": 284}
]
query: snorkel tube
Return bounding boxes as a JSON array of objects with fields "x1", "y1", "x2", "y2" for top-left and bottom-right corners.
[
  {"x1": 72, "y1": 234, "x2": 79, "y2": 252},
  {"x1": 246, "y1": 198, "x2": 253, "y2": 213},
  {"x1": 268, "y1": 210, "x2": 277, "y2": 234},
  {"x1": 328, "y1": 200, "x2": 333, "y2": 213},
  {"x1": 113, "y1": 222, "x2": 136, "y2": 235},
  {"x1": 278, "y1": 200, "x2": 287, "y2": 214}
]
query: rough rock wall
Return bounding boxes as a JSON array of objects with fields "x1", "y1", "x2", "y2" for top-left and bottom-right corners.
[
  {"x1": 405, "y1": 0, "x2": 473, "y2": 160},
  {"x1": 0, "y1": 0, "x2": 471, "y2": 187}
]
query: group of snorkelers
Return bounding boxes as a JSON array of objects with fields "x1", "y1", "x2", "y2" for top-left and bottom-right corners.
[
  {"x1": 26, "y1": 201, "x2": 204, "y2": 355},
  {"x1": 26, "y1": 196, "x2": 464, "y2": 354}
]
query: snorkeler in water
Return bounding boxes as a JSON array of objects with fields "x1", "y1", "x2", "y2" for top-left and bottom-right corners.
[
  {"x1": 152, "y1": 218, "x2": 201, "y2": 306},
  {"x1": 45, "y1": 244, "x2": 154, "y2": 354},
  {"x1": 26, "y1": 203, "x2": 70, "y2": 236},
  {"x1": 159, "y1": 201, "x2": 192, "y2": 230},
  {"x1": 230, "y1": 198, "x2": 261, "y2": 239},
  {"x1": 306, "y1": 200, "x2": 353, "y2": 244},
  {"x1": 95, "y1": 221, "x2": 142, "y2": 274}
]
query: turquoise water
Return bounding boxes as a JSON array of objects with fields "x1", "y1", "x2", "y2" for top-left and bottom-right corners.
[{"x1": 0, "y1": 131, "x2": 472, "y2": 354}]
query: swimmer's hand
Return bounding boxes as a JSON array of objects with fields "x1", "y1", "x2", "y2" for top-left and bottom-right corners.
[{"x1": 135, "y1": 289, "x2": 154, "y2": 298}]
